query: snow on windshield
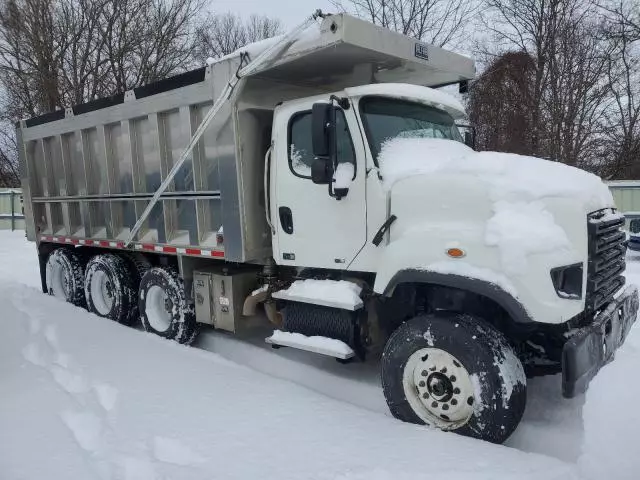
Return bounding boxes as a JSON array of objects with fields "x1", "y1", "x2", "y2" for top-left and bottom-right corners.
[{"x1": 360, "y1": 97, "x2": 463, "y2": 161}]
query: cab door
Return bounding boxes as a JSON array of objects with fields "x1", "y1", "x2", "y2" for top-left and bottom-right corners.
[{"x1": 271, "y1": 100, "x2": 367, "y2": 269}]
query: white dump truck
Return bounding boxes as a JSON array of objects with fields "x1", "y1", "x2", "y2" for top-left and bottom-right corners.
[{"x1": 17, "y1": 11, "x2": 638, "y2": 444}]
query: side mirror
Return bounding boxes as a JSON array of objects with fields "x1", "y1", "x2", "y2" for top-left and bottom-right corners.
[
  {"x1": 464, "y1": 131, "x2": 475, "y2": 149},
  {"x1": 458, "y1": 124, "x2": 476, "y2": 150},
  {"x1": 311, "y1": 102, "x2": 337, "y2": 187},
  {"x1": 312, "y1": 102, "x2": 335, "y2": 158},
  {"x1": 311, "y1": 157, "x2": 333, "y2": 184}
]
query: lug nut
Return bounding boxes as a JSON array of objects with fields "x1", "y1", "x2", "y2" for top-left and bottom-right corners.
[
  {"x1": 421, "y1": 370, "x2": 428, "y2": 376},
  {"x1": 431, "y1": 401, "x2": 438, "y2": 408},
  {"x1": 451, "y1": 399, "x2": 458, "y2": 406},
  {"x1": 422, "y1": 392, "x2": 429, "y2": 399},
  {"x1": 453, "y1": 387, "x2": 460, "y2": 394},
  {"x1": 467, "y1": 396, "x2": 474, "y2": 406},
  {"x1": 440, "y1": 367, "x2": 447, "y2": 373},
  {"x1": 450, "y1": 375, "x2": 456, "y2": 382},
  {"x1": 429, "y1": 366, "x2": 436, "y2": 371},
  {"x1": 419, "y1": 381, "x2": 426, "y2": 387}
]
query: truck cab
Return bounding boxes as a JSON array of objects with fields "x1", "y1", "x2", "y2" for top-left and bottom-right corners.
[{"x1": 271, "y1": 84, "x2": 468, "y2": 272}]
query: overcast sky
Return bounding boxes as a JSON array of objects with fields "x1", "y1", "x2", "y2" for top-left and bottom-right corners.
[{"x1": 209, "y1": 0, "x2": 337, "y2": 28}]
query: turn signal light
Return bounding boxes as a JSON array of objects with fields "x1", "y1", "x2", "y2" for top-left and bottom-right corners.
[{"x1": 446, "y1": 248, "x2": 465, "y2": 258}]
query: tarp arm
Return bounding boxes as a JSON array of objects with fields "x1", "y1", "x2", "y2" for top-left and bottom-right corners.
[{"x1": 124, "y1": 10, "x2": 325, "y2": 247}]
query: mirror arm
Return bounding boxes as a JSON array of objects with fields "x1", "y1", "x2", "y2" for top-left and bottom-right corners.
[{"x1": 329, "y1": 95, "x2": 350, "y2": 110}]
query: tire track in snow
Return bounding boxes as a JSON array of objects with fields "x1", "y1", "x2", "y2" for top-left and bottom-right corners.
[
  {"x1": 11, "y1": 292, "x2": 125, "y2": 478},
  {"x1": 12, "y1": 290, "x2": 210, "y2": 479}
]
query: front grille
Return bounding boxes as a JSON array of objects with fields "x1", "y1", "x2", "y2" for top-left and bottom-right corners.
[{"x1": 586, "y1": 209, "x2": 626, "y2": 313}]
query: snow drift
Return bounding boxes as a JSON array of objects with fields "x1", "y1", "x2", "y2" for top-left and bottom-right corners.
[
  {"x1": 2, "y1": 231, "x2": 640, "y2": 479},
  {"x1": 0, "y1": 279, "x2": 578, "y2": 480}
]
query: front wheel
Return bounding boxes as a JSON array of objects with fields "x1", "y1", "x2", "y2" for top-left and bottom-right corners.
[
  {"x1": 138, "y1": 267, "x2": 198, "y2": 345},
  {"x1": 381, "y1": 313, "x2": 527, "y2": 444}
]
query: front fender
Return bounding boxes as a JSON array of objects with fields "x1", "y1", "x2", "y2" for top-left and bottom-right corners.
[
  {"x1": 373, "y1": 231, "x2": 585, "y2": 325},
  {"x1": 382, "y1": 269, "x2": 533, "y2": 324}
]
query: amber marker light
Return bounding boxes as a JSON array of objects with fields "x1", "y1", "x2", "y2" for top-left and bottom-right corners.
[{"x1": 446, "y1": 248, "x2": 465, "y2": 258}]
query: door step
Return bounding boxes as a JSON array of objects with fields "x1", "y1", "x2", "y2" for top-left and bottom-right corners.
[{"x1": 265, "y1": 330, "x2": 355, "y2": 360}]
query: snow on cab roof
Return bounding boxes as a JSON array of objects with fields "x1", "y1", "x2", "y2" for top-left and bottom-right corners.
[{"x1": 345, "y1": 83, "x2": 466, "y2": 120}]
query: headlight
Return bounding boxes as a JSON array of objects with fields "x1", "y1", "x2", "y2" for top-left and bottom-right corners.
[{"x1": 551, "y1": 263, "x2": 583, "y2": 299}]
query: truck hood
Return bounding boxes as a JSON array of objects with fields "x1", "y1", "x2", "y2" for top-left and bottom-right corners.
[
  {"x1": 379, "y1": 138, "x2": 613, "y2": 215},
  {"x1": 380, "y1": 138, "x2": 614, "y2": 279}
]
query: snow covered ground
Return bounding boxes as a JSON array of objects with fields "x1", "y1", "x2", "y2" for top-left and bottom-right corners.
[{"x1": 1, "y1": 229, "x2": 638, "y2": 479}]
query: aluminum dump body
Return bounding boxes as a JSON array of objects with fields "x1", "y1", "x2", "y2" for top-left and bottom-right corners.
[{"x1": 18, "y1": 13, "x2": 474, "y2": 262}]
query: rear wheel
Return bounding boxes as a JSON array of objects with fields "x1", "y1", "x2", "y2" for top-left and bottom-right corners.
[
  {"x1": 84, "y1": 254, "x2": 137, "y2": 324},
  {"x1": 139, "y1": 267, "x2": 198, "y2": 345},
  {"x1": 381, "y1": 313, "x2": 527, "y2": 444},
  {"x1": 45, "y1": 248, "x2": 85, "y2": 307}
]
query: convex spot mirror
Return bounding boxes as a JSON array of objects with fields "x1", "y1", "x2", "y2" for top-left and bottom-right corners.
[{"x1": 311, "y1": 157, "x2": 333, "y2": 184}]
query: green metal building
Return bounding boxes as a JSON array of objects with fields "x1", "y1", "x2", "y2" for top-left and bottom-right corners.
[
  {"x1": 607, "y1": 181, "x2": 640, "y2": 227},
  {"x1": 0, "y1": 188, "x2": 24, "y2": 231}
]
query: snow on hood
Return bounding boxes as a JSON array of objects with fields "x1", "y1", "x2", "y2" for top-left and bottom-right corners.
[
  {"x1": 381, "y1": 138, "x2": 613, "y2": 278},
  {"x1": 379, "y1": 138, "x2": 613, "y2": 211}
]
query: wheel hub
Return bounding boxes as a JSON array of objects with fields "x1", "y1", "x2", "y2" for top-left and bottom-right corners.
[
  {"x1": 164, "y1": 297, "x2": 173, "y2": 313},
  {"x1": 427, "y1": 372, "x2": 453, "y2": 401},
  {"x1": 403, "y1": 347, "x2": 476, "y2": 429},
  {"x1": 90, "y1": 269, "x2": 115, "y2": 316},
  {"x1": 146, "y1": 285, "x2": 173, "y2": 332}
]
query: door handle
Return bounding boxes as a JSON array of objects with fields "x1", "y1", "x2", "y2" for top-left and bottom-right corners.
[{"x1": 279, "y1": 206, "x2": 294, "y2": 234}]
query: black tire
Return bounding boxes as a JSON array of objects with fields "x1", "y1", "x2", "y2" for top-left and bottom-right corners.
[
  {"x1": 45, "y1": 248, "x2": 86, "y2": 307},
  {"x1": 84, "y1": 254, "x2": 138, "y2": 325},
  {"x1": 139, "y1": 267, "x2": 198, "y2": 345},
  {"x1": 381, "y1": 313, "x2": 527, "y2": 444},
  {"x1": 124, "y1": 253, "x2": 152, "y2": 285}
]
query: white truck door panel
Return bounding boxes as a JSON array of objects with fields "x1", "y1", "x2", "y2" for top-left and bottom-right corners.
[{"x1": 272, "y1": 103, "x2": 367, "y2": 269}]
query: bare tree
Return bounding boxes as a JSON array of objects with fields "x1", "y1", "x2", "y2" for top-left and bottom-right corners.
[
  {"x1": 545, "y1": 11, "x2": 612, "y2": 167},
  {"x1": 331, "y1": 0, "x2": 477, "y2": 48},
  {"x1": 0, "y1": 0, "x2": 65, "y2": 117},
  {"x1": 598, "y1": 0, "x2": 640, "y2": 178},
  {"x1": 0, "y1": 126, "x2": 18, "y2": 187},
  {"x1": 468, "y1": 51, "x2": 538, "y2": 155},
  {"x1": 478, "y1": 0, "x2": 613, "y2": 170},
  {"x1": 0, "y1": 0, "x2": 204, "y2": 120},
  {"x1": 0, "y1": 0, "x2": 207, "y2": 187},
  {"x1": 194, "y1": 12, "x2": 282, "y2": 61},
  {"x1": 98, "y1": 0, "x2": 204, "y2": 93},
  {"x1": 480, "y1": 0, "x2": 566, "y2": 156}
]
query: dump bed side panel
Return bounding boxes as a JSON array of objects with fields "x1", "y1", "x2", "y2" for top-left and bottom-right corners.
[{"x1": 18, "y1": 57, "x2": 269, "y2": 263}]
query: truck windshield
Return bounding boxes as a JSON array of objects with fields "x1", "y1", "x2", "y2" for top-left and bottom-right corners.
[{"x1": 359, "y1": 96, "x2": 463, "y2": 162}]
